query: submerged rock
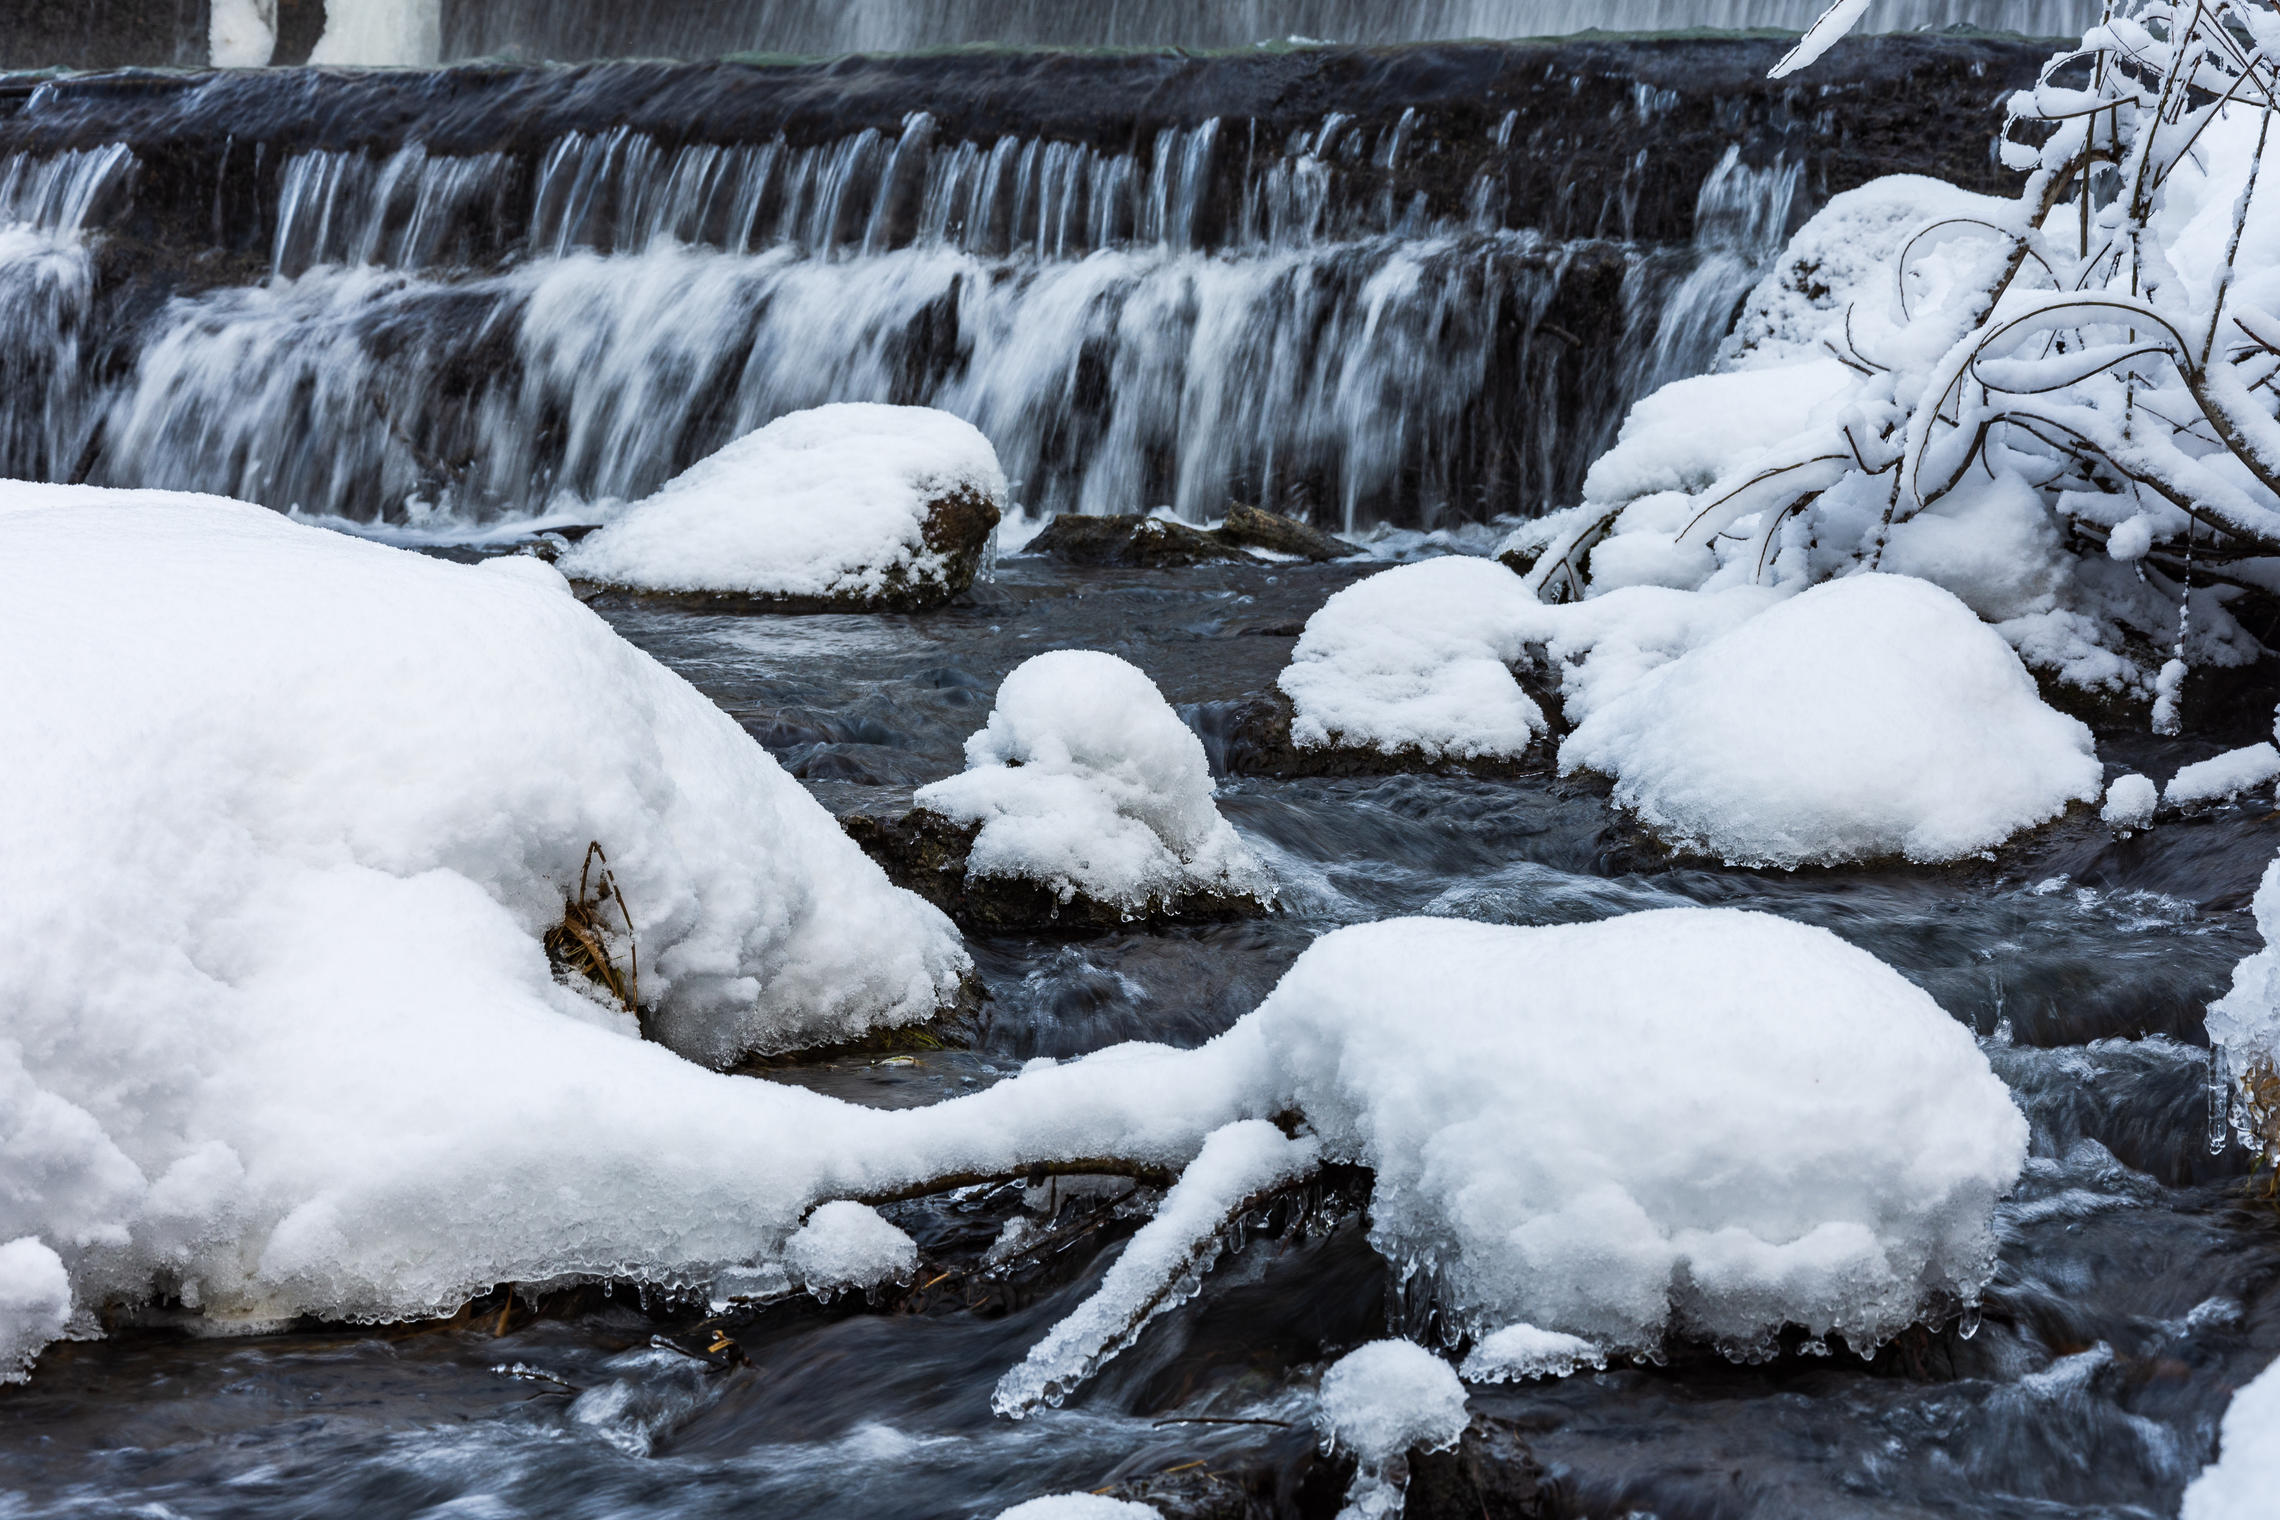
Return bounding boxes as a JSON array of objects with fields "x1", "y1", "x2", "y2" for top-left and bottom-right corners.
[
  {"x1": 1201, "y1": 688, "x2": 1541, "y2": 779},
  {"x1": 1026, "y1": 513, "x2": 1249, "y2": 569},
  {"x1": 1215, "y1": 502, "x2": 1357, "y2": 561}
]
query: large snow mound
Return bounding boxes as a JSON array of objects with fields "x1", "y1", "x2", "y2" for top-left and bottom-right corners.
[
  {"x1": 915, "y1": 650, "x2": 1270, "y2": 912},
  {"x1": 0, "y1": 482, "x2": 995, "y2": 1347},
  {"x1": 1562, "y1": 574, "x2": 2102, "y2": 866},
  {"x1": 559, "y1": 403, "x2": 1005, "y2": 602},
  {"x1": 1246, "y1": 911, "x2": 2026, "y2": 1358},
  {"x1": 2182, "y1": 1356, "x2": 2280, "y2": 1520}
]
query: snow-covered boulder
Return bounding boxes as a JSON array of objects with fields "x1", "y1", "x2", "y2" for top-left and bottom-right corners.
[
  {"x1": 1561, "y1": 574, "x2": 2103, "y2": 867},
  {"x1": 1246, "y1": 911, "x2": 2026, "y2": 1360},
  {"x1": 1275, "y1": 556, "x2": 1549, "y2": 766},
  {"x1": 2183, "y1": 1356, "x2": 2280, "y2": 1520},
  {"x1": 559, "y1": 403, "x2": 1005, "y2": 611},
  {"x1": 2166, "y1": 744, "x2": 2280, "y2": 809},
  {"x1": 0, "y1": 482, "x2": 979, "y2": 1359},
  {"x1": 865, "y1": 651, "x2": 1271, "y2": 928}
]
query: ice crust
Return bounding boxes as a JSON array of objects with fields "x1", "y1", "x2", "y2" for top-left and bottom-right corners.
[
  {"x1": 2209, "y1": 856, "x2": 2280, "y2": 1080},
  {"x1": 559, "y1": 403, "x2": 1005, "y2": 600},
  {"x1": 2165, "y1": 744, "x2": 2280, "y2": 808},
  {"x1": 916, "y1": 651, "x2": 1270, "y2": 912},
  {"x1": 785, "y1": 1202, "x2": 917, "y2": 1297},
  {"x1": 2182, "y1": 1355, "x2": 2280, "y2": 1520},
  {"x1": 1562, "y1": 574, "x2": 2102, "y2": 867},
  {"x1": 1458, "y1": 1322, "x2": 1607, "y2": 1382}
]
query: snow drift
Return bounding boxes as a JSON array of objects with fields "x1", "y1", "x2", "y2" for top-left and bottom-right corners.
[
  {"x1": 559, "y1": 403, "x2": 1005, "y2": 610},
  {"x1": 915, "y1": 650, "x2": 1271, "y2": 915},
  {"x1": 2183, "y1": 1355, "x2": 2280, "y2": 1520}
]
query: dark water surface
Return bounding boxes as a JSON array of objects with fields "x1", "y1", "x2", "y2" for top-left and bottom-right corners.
[{"x1": 5, "y1": 554, "x2": 2279, "y2": 1519}]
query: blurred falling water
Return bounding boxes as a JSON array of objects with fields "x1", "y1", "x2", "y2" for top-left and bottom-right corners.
[
  {"x1": 0, "y1": 109, "x2": 1804, "y2": 530},
  {"x1": 442, "y1": 0, "x2": 2099, "y2": 62},
  {"x1": 0, "y1": 144, "x2": 134, "y2": 481}
]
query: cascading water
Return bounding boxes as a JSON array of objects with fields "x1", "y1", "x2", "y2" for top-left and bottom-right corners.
[{"x1": 0, "y1": 73, "x2": 1830, "y2": 532}]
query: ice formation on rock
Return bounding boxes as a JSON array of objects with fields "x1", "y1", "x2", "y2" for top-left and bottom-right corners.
[
  {"x1": 1458, "y1": 1322, "x2": 1608, "y2": 1382},
  {"x1": 560, "y1": 403, "x2": 1005, "y2": 609},
  {"x1": 995, "y1": 1496, "x2": 1164, "y2": 1520},
  {"x1": 2182, "y1": 1355, "x2": 2280, "y2": 1520},
  {"x1": 1317, "y1": 1339, "x2": 1470, "y2": 1520},
  {"x1": 915, "y1": 650, "x2": 1271, "y2": 915},
  {"x1": 1561, "y1": 574, "x2": 2102, "y2": 867},
  {"x1": 785, "y1": 1202, "x2": 918, "y2": 1298}
]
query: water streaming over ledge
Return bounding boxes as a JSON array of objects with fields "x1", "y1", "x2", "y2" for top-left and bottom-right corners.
[{"x1": 0, "y1": 61, "x2": 1825, "y2": 531}]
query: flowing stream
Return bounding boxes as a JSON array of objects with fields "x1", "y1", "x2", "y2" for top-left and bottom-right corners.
[
  {"x1": 2, "y1": 21, "x2": 2277, "y2": 1520},
  {"x1": 4, "y1": 553, "x2": 2278, "y2": 1518}
]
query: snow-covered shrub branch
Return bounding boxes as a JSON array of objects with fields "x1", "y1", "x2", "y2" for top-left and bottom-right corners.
[{"x1": 1513, "y1": 0, "x2": 2280, "y2": 721}]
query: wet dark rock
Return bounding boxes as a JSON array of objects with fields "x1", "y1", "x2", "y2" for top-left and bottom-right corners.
[
  {"x1": 1203, "y1": 689, "x2": 1540, "y2": 780},
  {"x1": 1216, "y1": 503, "x2": 1356, "y2": 562},
  {"x1": 575, "y1": 487, "x2": 999, "y2": 614},
  {"x1": 1026, "y1": 513, "x2": 1250, "y2": 570},
  {"x1": 1405, "y1": 1415, "x2": 1556, "y2": 1520},
  {"x1": 841, "y1": 805, "x2": 1269, "y2": 933}
]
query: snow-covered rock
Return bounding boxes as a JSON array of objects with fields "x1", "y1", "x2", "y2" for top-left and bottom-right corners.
[
  {"x1": 1562, "y1": 574, "x2": 2102, "y2": 867},
  {"x1": 1577, "y1": 359, "x2": 1859, "y2": 511},
  {"x1": 1458, "y1": 1322, "x2": 1607, "y2": 1382},
  {"x1": 0, "y1": 1239, "x2": 73, "y2": 1384},
  {"x1": 2208, "y1": 856, "x2": 2280, "y2": 1168},
  {"x1": 307, "y1": 0, "x2": 442, "y2": 66},
  {"x1": 1277, "y1": 556, "x2": 1548, "y2": 764},
  {"x1": 1318, "y1": 1340, "x2": 1470, "y2": 1520},
  {"x1": 2166, "y1": 744, "x2": 2280, "y2": 808},
  {"x1": 208, "y1": 0, "x2": 276, "y2": 66},
  {"x1": 2182, "y1": 1356, "x2": 2280, "y2": 1520},
  {"x1": 2102, "y1": 773, "x2": 2159, "y2": 830},
  {"x1": 784, "y1": 1202, "x2": 917, "y2": 1298},
  {"x1": 996, "y1": 1497, "x2": 1163, "y2": 1520},
  {"x1": 910, "y1": 651, "x2": 1270, "y2": 920},
  {"x1": 0, "y1": 481, "x2": 984, "y2": 1346},
  {"x1": 1248, "y1": 911, "x2": 2026, "y2": 1359},
  {"x1": 560, "y1": 404, "x2": 1005, "y2": 611}
]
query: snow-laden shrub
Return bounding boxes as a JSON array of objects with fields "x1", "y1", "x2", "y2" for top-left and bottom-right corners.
[
  {"x1": 1513, "y1": 0, "x2": 2280, "y2": 714},
  {"x1": 559, "y1": 403, "x2": 1005, "y2": 608},
  {"x1": 915, "y1": 650, "x2": 1271, "y2": 914}
]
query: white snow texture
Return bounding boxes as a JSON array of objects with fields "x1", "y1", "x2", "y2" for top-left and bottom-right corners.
[
  {"x1": 307, "y1": 0, "x2": 442, "y2": 66},
  {"x1": 2182, "y1": 1356, "x2": 2280, "y2": 1520},
  {"x1": 995, "y1": 1497, "x2": 1164, "y2": 1520},
  {"x1": 2102, "y1": 774, "x2": 2159, "y2": 831},
  {"x1": 1561, "y1": 574, "x2": 2103, "y2": 867},
  {"x1": 1317, "y1": 1340, "x2": 1469, "y2": 1520},
  {"x1": 560, "y1": 403, "x2": 1005, "y2": 600},
  {"x1": 785, "y1": 1202, "x2": 917, "y2": 1297},
  {"x1": 2166, "y1": 744, "x2": 2280, "y2": 808},
  {"x1": 0, "y1": 1239, "x2": 72, "y2": 1384},
  {"x1": 208, "y1": 0, "x2": 276, "y2": 66},
  {"x1": 1458, "y1": 1322, "x2": 1608, "y2": 1382},
  {"x1": 916, "y1": 650, "x2": 1269, "y2": 912},
  {"x1": 1249, "y1": 912, "x2": 2027, "y2": 1358}
]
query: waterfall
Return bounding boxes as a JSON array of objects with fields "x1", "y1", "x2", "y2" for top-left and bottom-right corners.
[{"x1": 0, "y1": 145, "x2": 135, "y2": 481}]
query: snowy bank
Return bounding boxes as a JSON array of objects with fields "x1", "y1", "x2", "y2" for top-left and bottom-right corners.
[
  {"x1": 559, "y1": 404, "x2": 1004, "y2": 611},
  {"x1": 861, "y1": 651, "x2": 1271, "y2": 927},
  {"x1": 1562, "y1": 574, "x2": 2103, "y2": 867}
]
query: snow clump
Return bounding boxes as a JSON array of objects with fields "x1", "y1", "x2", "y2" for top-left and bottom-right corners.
[
  {"x1": 2165, "y1": 744, "x2": 2280, "y2": 809},
  {"x1": 1459, "y1": 1322, "x2": 1607, "y2": 1382},
  {"x1": 1561, "y1": 574, "x2": 2102, "y2": 867},
  {"x1": 995, "y1": 1497, "x2": 1164, "y2": 1520},
  {"x1": 2207, "y1": 855, "x2": 2280, "y2": 1171},
  {"x1": 784, "y1": 1202, "x2": 918, "y2": 1298},
  {"x1": 2182, "y1": 1355, "x2": 2280, "y2": 1520},
  {"x1": 560, "y1": 403, "x2": 1005, "y2": 607},
  {"x1": 1249, "y1": 912, "x2": 2027, "y2": 1359},
  {"x1": 1317, "y1": 1339, "x2": 1469, "y2": 1520},
  {"x1": 0, "y1": 1239, "x2": 73, "y2": 1383},
  {"x1": 2102, "y1": 774, "x2": 2159, "y2": 831},
  {"x1": 916, "y1": 650, "x2": 1271, "y2": 914}
]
